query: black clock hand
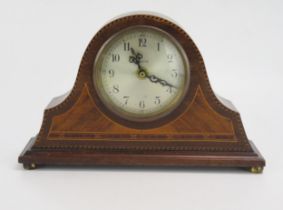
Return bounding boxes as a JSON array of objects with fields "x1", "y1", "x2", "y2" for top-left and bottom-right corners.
[
  {"x1": 146, "y1": 74, "x2": 177, "y2": 89},
  {"x1": 129, "y1": 48, "x2": 143, "y2": 70},
  {"x1": 129, "y1": 48, "x2": 176, "y2": 89}
]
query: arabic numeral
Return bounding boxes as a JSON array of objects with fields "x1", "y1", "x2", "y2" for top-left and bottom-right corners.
[
  {"x1": 112, "y1": 54, "x2": 120, "y2": 62},
  {"x1": 113, "y1": 84, "x2": 119, "y2": 93},
  {"x1": 108, "y1": 69, "x2": 115, "y2": 78},
  {"x1": 139, "y1": 100, "x2": 145, "y2": 108},
  {"x1": 123, "y1": 96, "x2": 129, "y2": 105},
  {"x1": 138, "y1": 38, "x2": 147, "y2": 47},
  {"x1": 123, "y1": 42, "x2": 130, "y2": 51},
  {"x1": 167, "y1": 54, "x2": 173, "y2": 63},
  {"x1": 154, "y1": 96, "x2": 161, "y2": 105},
  {"x1": 166, "y1": 86, "x2": 173, "y2": 94},
  {"x1": 171, "y1": 69, "x2": 178, "y2": 78}
]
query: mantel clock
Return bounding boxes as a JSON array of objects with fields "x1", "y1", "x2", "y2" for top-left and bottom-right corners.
[{"x1": 18, "y1": 13, "x2": 265, "y2": 173}]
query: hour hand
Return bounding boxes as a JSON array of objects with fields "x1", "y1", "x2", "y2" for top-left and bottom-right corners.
[{"x1": 129, "y1": 48, "x2": 143, "y2": 67}]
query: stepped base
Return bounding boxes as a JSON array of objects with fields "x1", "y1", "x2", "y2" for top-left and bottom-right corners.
[{"x1": 19, "y1": 137, "x2": 265, "y2": 173}]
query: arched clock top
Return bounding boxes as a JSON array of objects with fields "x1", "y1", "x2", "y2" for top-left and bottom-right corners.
[{"x1": 19, "y1": 13, "x2": 265, "y2": 172}]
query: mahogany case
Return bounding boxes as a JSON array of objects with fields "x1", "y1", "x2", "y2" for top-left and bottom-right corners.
[{"x1": 18, "y1": 14, "x2": 265, "y2": 172}]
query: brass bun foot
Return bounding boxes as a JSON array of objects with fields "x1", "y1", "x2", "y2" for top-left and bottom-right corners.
[
  {"x1": 23, "y1": 163, "x2": 37, "y2": 170},
  {"x1": 249, "y1": 166, "x2": 263, "y2": 173}
]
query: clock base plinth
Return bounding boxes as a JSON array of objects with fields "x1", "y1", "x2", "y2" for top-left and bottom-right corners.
[{"x1": 19, "y1": 137, "x2": 265, "y2": 172}]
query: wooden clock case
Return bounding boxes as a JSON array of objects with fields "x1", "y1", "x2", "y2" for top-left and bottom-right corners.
[{"x1": 18, "y1": 14, "x2": 265, "y2": 172}]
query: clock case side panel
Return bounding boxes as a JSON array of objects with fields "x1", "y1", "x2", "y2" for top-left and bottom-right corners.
[{"x1": 18, "y1": 14, "x2": 265, "y2": 169}]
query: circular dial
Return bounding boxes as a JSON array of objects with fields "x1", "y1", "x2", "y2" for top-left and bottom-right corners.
[{"x1": 93, "y1": 26, "x2": 189, "y2": 121}]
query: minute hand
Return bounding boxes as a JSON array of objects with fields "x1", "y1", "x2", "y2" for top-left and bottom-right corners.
[{"x1": 146, "y1": 74, "x2": 177, "y2": 89}]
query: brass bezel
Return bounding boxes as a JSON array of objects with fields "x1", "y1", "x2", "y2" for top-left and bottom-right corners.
[{"x1": 93, "y1": 25, "x2": 190, "y2": 122}]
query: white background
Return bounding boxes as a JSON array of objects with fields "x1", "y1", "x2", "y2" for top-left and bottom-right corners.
[{"x1": 0, "y1": 1, "x2": 282, "y2": 210}]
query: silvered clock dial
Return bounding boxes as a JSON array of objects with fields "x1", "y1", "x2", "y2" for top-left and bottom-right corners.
[{"x1": 93, "y1": 26, "x2": 189, "y2": 121}]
